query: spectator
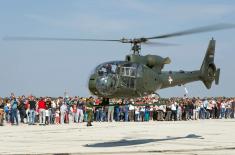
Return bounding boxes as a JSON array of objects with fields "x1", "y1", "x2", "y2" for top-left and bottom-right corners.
[
  {"x1": 128, "y1": 100, "x2": 135, "y2": 122},
  {"x1": 4, "y1": 99, "x2": 9, "y2": 123},
  {"x1": 124, "y1": 100, "x2": 129, "y2": 122},
  {"x1": 10, "y1": 97, "x2": 18, "y2": 125},
  {"x1": 18, "y1": 97, "x2": 26, "y2": 123},
  {"x1": 107, "y1": 99, "x2": 114, "y2": 122},
  {"x1": 77, "y1": 98, "x2": 84, "y2": 123},
  {"x1": 38, "y1": 97, "x2": 46, "y2": 125},
  {"x1": 171, "y1": 100, "x2": 177, "y2": 121},
  {"x1": 29, "y1": 97, "x2": 36, "y2": 125},
  {"x1": 0, "y1": 97, "x2": 4, "y2": 126},
  {"x1": 114, "y1": 104, "x2": 120, "y2": 122},
  {"x1": 55, "y1": 108, "x2": 60, "y2": 124},
  {"x1": 60, "y1": 102, "x2": 67, "y2": 124}
]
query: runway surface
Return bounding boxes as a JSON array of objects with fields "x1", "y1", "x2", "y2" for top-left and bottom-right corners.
[{"x1": 0, "y1": 119, "x2": 234, "y2": 154}]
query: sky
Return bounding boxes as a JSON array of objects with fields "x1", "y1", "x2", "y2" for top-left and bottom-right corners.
[{"x1": 0, "y1": 0, "x2": 235, "y2": 97}]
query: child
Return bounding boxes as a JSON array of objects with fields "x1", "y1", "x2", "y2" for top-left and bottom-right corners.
[{"x1": 45, "y1": 109, "x2": 49, "y2": 125}]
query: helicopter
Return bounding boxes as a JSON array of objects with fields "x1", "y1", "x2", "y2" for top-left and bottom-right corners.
[{"x1": 4, "y1": 23, "x2": 235, "y2": 99}]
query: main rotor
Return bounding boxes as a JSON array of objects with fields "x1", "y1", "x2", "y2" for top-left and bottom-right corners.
[
  {"x1": 119, "y1": 38, "x2": 147, "y2": 55},
  {"x1": 4, "y1": 23, "x2": 235, "y2": 55}
]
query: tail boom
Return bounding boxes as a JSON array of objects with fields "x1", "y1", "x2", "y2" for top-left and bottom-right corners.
[{"x1": 159, "y1": 38, "x2": 220, "y2": 90}]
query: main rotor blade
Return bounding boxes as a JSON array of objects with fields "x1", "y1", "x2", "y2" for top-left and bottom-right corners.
[
  {"x1": 147, "y1": 23, "x2": 235, "y2": 39},
  {"x1": 143, "y1": 41, "x2": 179, "y2": 47},
  {"x1": 3, "y1": 36, "x2": 120, "y2": 42}
]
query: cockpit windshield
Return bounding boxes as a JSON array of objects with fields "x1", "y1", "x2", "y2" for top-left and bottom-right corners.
[
  {"x1": 93, "y1": 61, "x2": 143, "y2": 96},
  {"x1": 95, "y1": 61, "x2": 121, "y2": 76},
  {"x1": 94, "y1": 61, "x2": 141, "y2": 77}
]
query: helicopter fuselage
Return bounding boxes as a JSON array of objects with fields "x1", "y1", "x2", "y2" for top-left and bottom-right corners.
[
  {"x1": 88, "y1": 39, "x2": 220, "y2": 98},
  {"x1": 89, "y1": 60, "x2": 160, "y2": 98}
]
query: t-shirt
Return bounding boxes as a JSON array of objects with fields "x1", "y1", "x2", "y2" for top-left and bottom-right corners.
[
  {"x1": 108, "y1": 102, "x2": 114, "y2": 111},
  {"x1": 11, "y1": 101, "x2": 18, "y2": 110},
  {"x1": 171, "y1": 103, "x2": 177, "y2": 111},
  {"x1": 29, "y1": 100, "x2": 36, "y2": 110}
]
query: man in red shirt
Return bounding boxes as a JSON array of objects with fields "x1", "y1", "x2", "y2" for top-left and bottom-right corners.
[{"x1": 38, "y1": 97, "x2": 46, "y2": 125}]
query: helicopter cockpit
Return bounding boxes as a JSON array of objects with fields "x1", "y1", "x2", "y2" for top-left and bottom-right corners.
[{"x1": 90, "y1": 61, "x2": 143, "y2": 96}]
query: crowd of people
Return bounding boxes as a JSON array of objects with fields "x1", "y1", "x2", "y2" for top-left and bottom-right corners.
[{"x1": 0, "y1": 94, "x2": 235, "y2": 126}]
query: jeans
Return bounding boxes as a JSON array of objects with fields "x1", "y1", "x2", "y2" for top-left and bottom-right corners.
[
  {"x1": 29, "y1": 109, "x2": 35, "y2": 124},
  {"x1": 5, "y1": 112, "x2": 9, "y2": 122},
  {"x1": 140, "y1": 111, "x2": 145, "y2": 121},
  {"x1": 171, "y1": 110, "x2": 177, "y2": 121},
  {"x1": 84, "y1": 112, "x2": 88, "y2": 122},
  {"x1": 221, "y1": 108, "x2": 225, "y2": 118},
  {"x1": 135, "y1": 113, "x2": 140, "y2": 121},
  {"x1": 95, "y1": 109, "x2": 103, "y2": 122},
  {"x1": 11, "y1": 109, "x2": 18, "y2": 125},
  {"x1": 114, "y1": 110, "x2": 120, "y2": 121},
  {"x1": 124, "y1": 111, "x2": 129, "y2": 122},
  {"x1": 19, "y1": 109, "x2": 26, "y2": 123},
  {"x1": 199, "y1": 108, "x2": 205, "y2": 119}
]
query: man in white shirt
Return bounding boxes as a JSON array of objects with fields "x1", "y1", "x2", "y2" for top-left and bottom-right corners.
[
  {"x1": 171, "y1": 101, "x2": 177, "y2": 121},
  {"x1": 129, "y1": 99, "x2": 135, "y2": 121},
  {"x1": 60, "y1": 102, "x2": 67, "y2": 124}
]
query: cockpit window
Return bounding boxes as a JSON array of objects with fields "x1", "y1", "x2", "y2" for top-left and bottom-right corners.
[
  {"x1": 94, "y1": 61, "x2": 142, "y2": 78},
  {"x1": 95, "y1": 61, "x2": 122, "y2": 76},
  {"x1": 120, "y1": 67, "x2": 136, "y2": 77}
]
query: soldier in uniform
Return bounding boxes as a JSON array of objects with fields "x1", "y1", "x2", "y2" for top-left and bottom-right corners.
[{"x1": 86, "y1": 97, "x2": 94, "y2": 126}]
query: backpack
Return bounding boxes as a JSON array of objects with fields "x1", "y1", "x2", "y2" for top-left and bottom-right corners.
[
  {"x1": 4, "y1": 105, "x2": 9, "y2": 113},
  {"x1": 12, "y1": 101, "x2": 18, "y2": 110}
]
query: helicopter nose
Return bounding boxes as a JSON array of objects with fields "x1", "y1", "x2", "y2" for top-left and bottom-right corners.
[
  {"x1": 88, "y1": 74, "x2": 98, "y2": 95},
  {"x1": 89, "y1": 74, "x2": 117, "y2": 96},
  {"x1": 96, "y1": 76, "x2": 111, "y2": 94}
]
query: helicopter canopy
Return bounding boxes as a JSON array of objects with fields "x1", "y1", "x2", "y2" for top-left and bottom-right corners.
[{"x1": 92, "y1": 61, "x2": 143, "y2": 96}]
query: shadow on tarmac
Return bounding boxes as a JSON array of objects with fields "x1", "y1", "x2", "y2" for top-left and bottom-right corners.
[{"x1": 85, "y1": 134, "x2": 204, "y2": 147}]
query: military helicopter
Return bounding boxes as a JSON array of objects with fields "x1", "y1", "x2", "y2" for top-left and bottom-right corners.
[{"x1": 4, "y1": 24, "x2": 235, "y2": 98}]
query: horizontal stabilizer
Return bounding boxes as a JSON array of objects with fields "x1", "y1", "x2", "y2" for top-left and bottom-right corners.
[{"x1": 215, "y1": 68, "x2": 220, "y2": 85}]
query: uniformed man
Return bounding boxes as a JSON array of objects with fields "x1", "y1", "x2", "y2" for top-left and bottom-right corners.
[{"x1": 86, "y1": 97, "x2": 94, "y2": 126}]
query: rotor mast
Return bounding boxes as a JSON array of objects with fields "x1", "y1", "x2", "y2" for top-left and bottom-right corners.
[
  {"x1": 120, "y1": 38, "x2": 147, "y2": 55},
  {"x1": 131, "y1": 42, "x2": 141, "y2": 55}
]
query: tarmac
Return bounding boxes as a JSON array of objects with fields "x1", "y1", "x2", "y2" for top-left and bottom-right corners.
[{"x1": 0, "y1": 119, "x2": 235, "y2": 155}]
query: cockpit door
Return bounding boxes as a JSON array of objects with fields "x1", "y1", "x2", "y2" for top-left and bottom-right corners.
[{"x1": 120, "y1": 66, "x2": 137, "y2": 89}]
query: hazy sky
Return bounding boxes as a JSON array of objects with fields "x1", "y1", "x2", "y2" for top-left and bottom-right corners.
[{"x1": 0, "y1": 0, "x2": 235, "y2": 97}]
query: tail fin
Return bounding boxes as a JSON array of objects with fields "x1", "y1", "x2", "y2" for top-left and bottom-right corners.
[{"x1": 200, "y1": 38, "x2": 220, "y2": 89}]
